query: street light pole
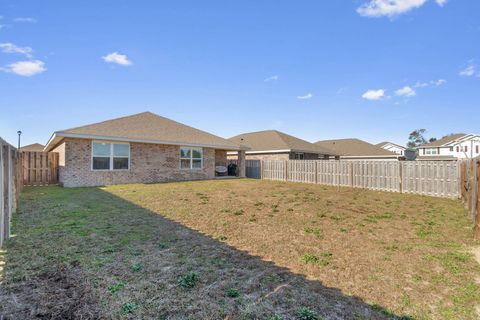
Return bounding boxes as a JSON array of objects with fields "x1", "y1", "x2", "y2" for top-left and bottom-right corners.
[{"x1": 17, "y1": 130, "x2": 22, "y2": 149}]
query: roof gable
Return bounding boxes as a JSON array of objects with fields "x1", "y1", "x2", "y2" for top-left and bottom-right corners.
[{"x1": 47, "y1": 112, "x2": 242, "y2": 150}]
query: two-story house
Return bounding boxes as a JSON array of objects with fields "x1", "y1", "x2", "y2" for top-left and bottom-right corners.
[{"x1": 417, "y1": 133, "x2": 480, "y2": 160}]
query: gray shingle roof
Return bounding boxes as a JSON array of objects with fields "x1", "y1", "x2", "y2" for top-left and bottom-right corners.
[
  {"x1": 229, "y1": 130, "x2": 334, "y2": 154},
  {"x1": 418, "y1": 133, "x2": 466, "y2": 148},
  {"x1": 48, "y1": 112, "x2": 242, "y2": 150},
  {"x1": 314, "y1": 138, "x2": 397, "y2": 157}
]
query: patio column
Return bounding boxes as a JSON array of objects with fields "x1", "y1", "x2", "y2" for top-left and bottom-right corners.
[{"x1": 237, "y1": 150, "x2": 246, "y2": 178}]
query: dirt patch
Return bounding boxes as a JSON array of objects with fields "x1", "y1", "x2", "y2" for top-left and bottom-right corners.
[{"x1": 0, "y1": 262, "x2": 103, "y2": 319}]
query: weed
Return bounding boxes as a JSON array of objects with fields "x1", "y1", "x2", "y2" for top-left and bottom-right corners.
[
  {"x1": 299, "y1": 252, "x2": 332, "y2": 266},
  {"x1": 226, "y1": 288, "x2": 240, "y2": 298},
  {"x1": 217, "y1": 235, "x2": 227, "y2": 241},
  {"x1": 178, "y1": 272, "x2": 199, "y2": 288},
  {"x1": 131, "y1": 262, "x2": 144, "y2": 272},
  {"x1": 401, "y1": 292, "x2": 411, "y2": 307},
  {"x1": 158, "y1": 241, "x2": 169, "y2": 249},
  {"x1": 304, "y1": 227, "x2": 322, "y2": 238},
  {"x1": 121, "y1": 302, "x2": 138, "y2": 314},
  {"x1": 296, "y1": 306, "x2": 322, "y2": 320},
  {"x1": 270, "y1": 315, "x2": 284, "y2": 320},
  {"x1": 440, "y1": 251, "x2": 468, "y2": 274},
  {"x1": 249, "y1": 215, "x2": 257, "y2": 222},
  {"x1": 220, "y1": 208, "x2": 231, "y2": 213},
  {"x1": 234, "y1": 209, "x2": 244, "y2": 216},
  {"x1": 108, "y1": 281, "x2": 125, "y2": 294},
  {"x1": 254, "y1": 201, "x2": 264, "y2": 206},
  {"x1": 271, "y1": 204, "x2": 279, "y2": 213}
]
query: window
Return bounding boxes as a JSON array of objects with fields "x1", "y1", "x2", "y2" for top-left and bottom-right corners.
[
  {"x1": 294, "y1": 153, "x2": 304, "y2": 160},
  {"x1": 456, "y1": 146, "x2": 459, "y2": 152},
  {"x1": 426, "y1": 148, "x2": 437, "y2": 155},
  {"x1": 180, "y1": 147, "x2": 203, "y2": 169},
  {"x1": 477, "y1": 145, "x2": 479, "y2": 154},
  {"x1": 464, "y1": 146, "x2": 468, "y2": 153},
  {"x1": 92, "y1": 141, "x2": 130, "y2": 170}
]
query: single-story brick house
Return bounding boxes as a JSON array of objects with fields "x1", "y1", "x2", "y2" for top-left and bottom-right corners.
[
  {"x1": 227, "y1": 130, "x2": 334, "y2": 160},
  {"x1": 44, "y1": 112, "x2": 246, "y2": 187}
]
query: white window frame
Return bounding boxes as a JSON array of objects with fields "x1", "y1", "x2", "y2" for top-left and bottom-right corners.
[
  {"x1": 180, "y1": 146, "x2": 203, "y2": 170},
  {"x1": 426, "y1": 148, "x2": 437, "y2": 155},
  {"x1": 91, "y1": 141, "x2": 130, "y2": 171}
]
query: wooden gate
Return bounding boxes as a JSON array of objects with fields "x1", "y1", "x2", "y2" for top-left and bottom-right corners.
[{"x1": 20, "y1": 151, "x2": 59, "y2": 185}]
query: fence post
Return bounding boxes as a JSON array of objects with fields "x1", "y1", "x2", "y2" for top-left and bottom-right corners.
[
  {"x1": 399, "y1": 161, "x2": 403, "y2": 193},
  {"x1": 0, "y1": 140, "x2": 4, "y2": 247},
  {"x1": 314, "y1": 161, "x2": 318, "y2": 184},
  {"x1": 349, "y1": 161, "x2": 354, "y2": 188},
  {"x1": 475, "y1": 159, "x2": 480, "y2": 240},
  {"x1": 284, "y1": 160, "x2": 288, "y2": 182}
]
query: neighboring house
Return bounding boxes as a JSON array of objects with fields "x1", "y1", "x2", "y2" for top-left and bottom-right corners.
[
  {"x1": 228, "y1": 130, "x2": 334, "y2": 160},
  {"x1": 19, "y1": 143, "x2": 45, "y2": 152},
  {"x1": 314, "y1": 138, "x2": 400, "y2": 160},
  {"x1": 376, "y1": 141, "x2": 406, "y2": 156},
  {"x1": 417, "y1": 133, "x2": 480, "y2": 160},
  {"x1": 44, "y1": 112, "x2": 245, "y2": 187}
]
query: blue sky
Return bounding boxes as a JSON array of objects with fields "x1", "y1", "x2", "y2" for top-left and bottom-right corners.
[{"x1": 0, "y1": 0, "x2": 479, "y2": 147}]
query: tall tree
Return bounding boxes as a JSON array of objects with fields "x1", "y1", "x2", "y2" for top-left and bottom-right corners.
[{"x1": 407, "y1": 129, "x2": 428, "y2": 149}]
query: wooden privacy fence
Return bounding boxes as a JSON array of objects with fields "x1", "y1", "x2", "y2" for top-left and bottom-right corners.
[
  {"x1": 19, "y1": 151, "x2": 59, "y2": 185},
  {"x1": 0, "y1": 138, "x2": 21, "y2": 248},
  {"x1": 259, "y1": 160, "x2": 460, "y2": 198},
  {"x1": 460, "y1": 157, "x2": 480, "y2": 239}
]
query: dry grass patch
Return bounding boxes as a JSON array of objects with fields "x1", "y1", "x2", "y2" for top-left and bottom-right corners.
[{"x1": 1, "y1": 179, "x2": 479, "y2": 319}]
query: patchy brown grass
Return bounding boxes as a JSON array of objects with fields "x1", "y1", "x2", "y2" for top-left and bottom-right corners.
[{"x1": 1, "y1": 179, "x2": 479, "y2": 319}]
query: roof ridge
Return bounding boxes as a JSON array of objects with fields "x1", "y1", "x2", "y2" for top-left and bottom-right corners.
[{"x1": 58, "y1": 111, "x2": 154, "y2": 133}]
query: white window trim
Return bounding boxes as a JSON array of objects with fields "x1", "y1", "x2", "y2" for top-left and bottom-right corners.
[
  {"x1": 180, "y1": 146, "x2": 203, "y2": 170},
  {"x1": 91, "y1": 141, "x2": 130, "y2": 171}
]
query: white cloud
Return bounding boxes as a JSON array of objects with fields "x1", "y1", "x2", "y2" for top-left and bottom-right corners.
[
  {"x1": 264, "y1": 75, "x2": 279, "y2": 82},
  {"x1": 13, "y1": 17, "x2": 37, "y2": 23},
  {"x1": 414, "y1": 79, "x2": 446, "y2": 88},
  {"x1": 395, "y1": 86, "x2": 416, "y2": 97},
  {"x1": 102, "y1": 52, "x2": 132, "y2": 66},
  {"x1": 459, "y1": 65, "x2": 475, "y2": 77},
  {"x1": 361, "y1": 89, "x2": 385, "y2": 100},
  {"x1": 297, "y1": 93, "x2": 313, "y2": 100},
  {"x1": 357, "y1": 0, "x2": 428, "y2": 17},
  {"x1": 436, "y1": 0, "x2": 447, "y2": 7},
  {"x1": 2, "y1": 60, "x2": 46, "y2": 76},
  {"x1": 0, "y1": 42, "x2": 33, "y2": 58}
]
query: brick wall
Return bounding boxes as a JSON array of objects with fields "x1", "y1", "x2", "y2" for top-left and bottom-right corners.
[
  {"x1": 215, "y1": 150, "x2": 227, "y2": 166},
  {"x1": 59, "y1": 138, "x2": 220, "y2": 187}
]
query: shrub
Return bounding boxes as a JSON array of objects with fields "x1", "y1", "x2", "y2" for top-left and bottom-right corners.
[{"x1": 178, "y1": 272, "x2": 199, "y2": 288}]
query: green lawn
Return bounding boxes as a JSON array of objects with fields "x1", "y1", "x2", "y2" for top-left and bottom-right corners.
[{"x1": 1, "y1": 179, "x2": 479, "y2": 319}]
